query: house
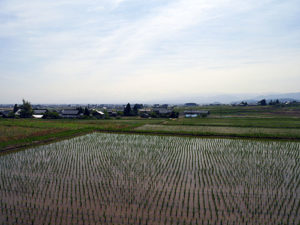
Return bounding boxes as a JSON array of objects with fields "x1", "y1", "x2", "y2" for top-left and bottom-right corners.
[
  {"x1": 33, "y1": 109, "x2": 48, "y2": 119},
  {"x1": 138, "y1": 108, "x2": 152, "y2": 113},
  {"x1": 152, "y1": 108, "x2": 177, "y2": 118},
  {"x1": 107, "y1": 110, "x2": 117, "y2": 117},
  {"x1": 92, "y1": 109, "x2": 105, "y2": 119},
  {"x1": 14, "y1": 109, "x2": 22, "y2": 116},
  {"x1": 60, "y1": 109, "x2": 82, "y2": 118},
  {"x1": 0, "y1": 110, "x2": 14, "y2": 118},
  {"x1": 248, "y1": 103, "x2": 258, "y2": 106},
  {"x1": 184, "y1": 110, "x2": 210, "y2": 118},
  {"x1": 153, "y1": 108, "x2": 173, "y2": 115},
  {"x1": 138, "y1": 108, "x2": 152, "y2": 118}
]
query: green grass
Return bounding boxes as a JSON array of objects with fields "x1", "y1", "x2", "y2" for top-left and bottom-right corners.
[
  {"x1": 1, "y1": 114, "x2": 300, "y2": 152},
  {"x1": 0, "y1": 118, "x2": 164, "y2": 151}
]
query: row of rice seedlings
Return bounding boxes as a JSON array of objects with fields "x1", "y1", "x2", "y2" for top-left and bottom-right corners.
[{"x1": 0, "y1": 133, "x2": 299, "y2": 224}]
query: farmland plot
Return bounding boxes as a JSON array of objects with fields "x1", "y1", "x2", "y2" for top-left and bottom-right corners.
[{"x1": 0, "y1": 133, "x2": 299, "y2": 225}]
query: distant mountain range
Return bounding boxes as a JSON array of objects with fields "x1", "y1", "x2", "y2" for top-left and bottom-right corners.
[
  {"x1": 155, "y1": 92, "x2": 300, "y2": 105},
  {"x1": 238, "y1": 92, "x2": 300, "y2": 104},
  {"x1": 254, "y1": 92, "x2": 300, "y2": 101}
]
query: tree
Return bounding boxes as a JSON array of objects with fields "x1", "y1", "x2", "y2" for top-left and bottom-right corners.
[
  {"x1": 170, "y1": 111, "x2": 179, "y2": 118},
  {"x1": 13, "y1": 104, "x2": 19, "y2": 113},
  {"x1": 132, "y1": 104, "x2": 139, "y2": 116},
  {"x1": 20, "y1": 99, "x2": 33, "y2": 118},
  {"x1": 269, "y1": 99, "x2": 280, "y2": 105},
  {"x1": 103, "y1": 110, "x2": 110, "y2": 119},
  {"x1": 150, "y1": 111, "x2": 158, "y2": 118},
  {"x1": 43, "y1": 111, "x2": 60, "y2": 119},
  {"x1": 8, "y1": 111, "x2": 16, "y2": 118},
  {"x1": 123, "y1": 103, "x2": 132, "y2": 116},
  {"x1": 84, "y1": 107, "x2": 90, "y2": 116},
  {"x1": 76, "y1": 107, "x2": 84, "y2": 114}
]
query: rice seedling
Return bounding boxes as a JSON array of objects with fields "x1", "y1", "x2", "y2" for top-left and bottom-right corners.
[{"x1": 0, "y1": 133, "x2": 299, "y2": 224}]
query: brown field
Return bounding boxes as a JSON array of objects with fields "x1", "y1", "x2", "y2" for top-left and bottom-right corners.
[
  {"x1": 0, "y1": 126, "x2": 64, "y2": 142},
  {"x1": 0, "y1": 133, "x2": 299, "y2": 225},
  {"x1": 135, "y1": 124, "x2": 300, "y2": 139},
  {"x1": 0, "y1": 126, "x2": 42, "y2": 140}
]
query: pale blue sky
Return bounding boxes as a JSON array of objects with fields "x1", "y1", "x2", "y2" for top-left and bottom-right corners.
[{"x1": 0, "y1": 0, "x2": 300, "y2": 103}]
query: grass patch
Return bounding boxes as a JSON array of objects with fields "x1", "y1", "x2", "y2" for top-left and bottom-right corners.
[
  {"x1": 135, "y1": 124, "x2": 300, "y2": 139},
  {"x1": 1, "y1": 116, "x2": 300, "y2": 152},
  {"x1": 165, "y1": 117, "x2": 300, "y2": 128}
]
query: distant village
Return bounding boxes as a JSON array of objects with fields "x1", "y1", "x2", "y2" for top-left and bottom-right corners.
[
  {"x1": 0, "y1": 100, "x2": 211, "y2": 119},
  {"x1": 0, "y1": 98, "x2": 298, "y2": 119}
]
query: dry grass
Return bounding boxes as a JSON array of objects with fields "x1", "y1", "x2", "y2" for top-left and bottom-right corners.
[
  {"x1": 0, "y1": 126, "x2": 46, "y2": 141},
  {"x1": 0, "y1": 125, "x2": 66, "y2": 143}
]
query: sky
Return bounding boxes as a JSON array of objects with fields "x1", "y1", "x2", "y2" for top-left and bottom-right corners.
[{"x1": 0, "y1": 0, "x2": 300, "y2": 104}]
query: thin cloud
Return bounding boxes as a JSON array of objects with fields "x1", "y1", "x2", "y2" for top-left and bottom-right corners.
[{"x1": 0, "y1": 0, "x2": 299, "y2": 103}]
